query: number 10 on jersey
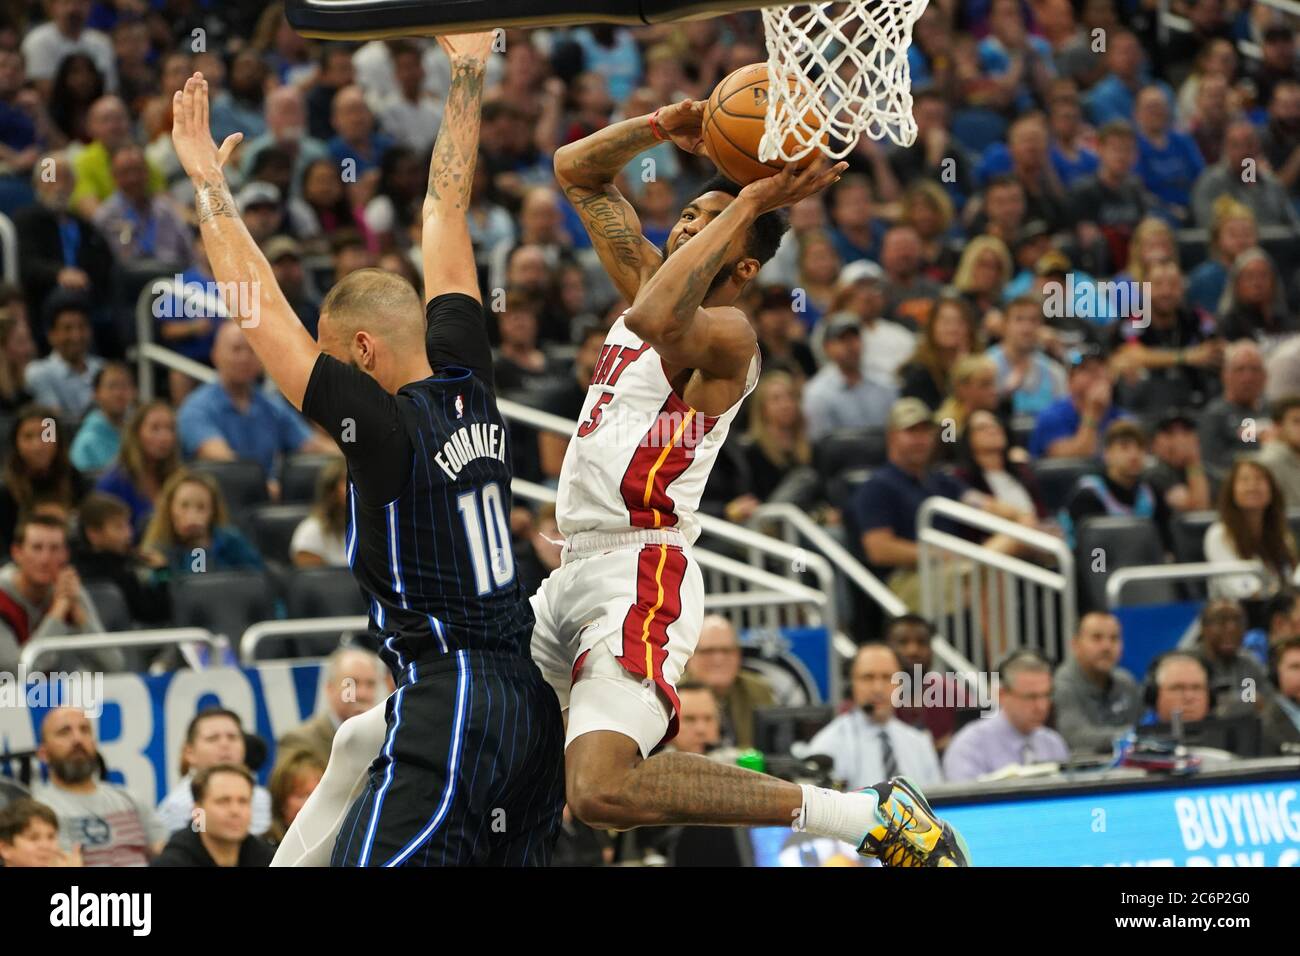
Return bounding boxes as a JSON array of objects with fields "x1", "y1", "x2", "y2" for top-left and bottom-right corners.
[{"x1": 456, "y1": 481, "x2": 515, "y2": 595}]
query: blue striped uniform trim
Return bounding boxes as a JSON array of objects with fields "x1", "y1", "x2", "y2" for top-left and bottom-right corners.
[
  {"x1": 428, "y1": 614, "x2": 448, "y2": 654},
  {"x1": 357, "y1": 680, "x2": 406, "y2": 867},
  {"x1": 385, "y1": 501, "x2": 408, "y2": 609},
  {"x1": 345, "y1": 483, "x2": 358, "y2": 567},
  {"x1": 384, "y1": 649, "x2": 471, "y2": 866},
  {"x1": 371, "y1": 596, "x2": 385, "y2": 630}
]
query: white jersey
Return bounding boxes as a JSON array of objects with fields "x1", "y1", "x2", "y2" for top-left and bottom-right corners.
[{"x1": 555, "y1": 314, "x2": 758, "y2": 545}]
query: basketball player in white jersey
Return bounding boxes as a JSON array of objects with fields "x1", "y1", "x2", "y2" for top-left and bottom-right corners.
[
  {"x1": 535, "y1": 99, "x2": 969, "y2": 865},
  {"x1": 273, "y1": 78, "x2": 969, "y2": 866}
]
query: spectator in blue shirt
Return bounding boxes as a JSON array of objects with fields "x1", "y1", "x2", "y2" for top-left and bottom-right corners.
[
  {"x1": 1134, "y1": 86, "x2": 1204, "y2": 222},
  {"x1": 140, "y1": 470, "x2": 263, "y2": 578},
  {"x1": 978, "y1": 0, "x2": 1056, "y2": 116},
  {"x1": 177, "y1": 323, "x2": 336, "y2": 490},
  {"x1": 69, "y1": 360, "x2": 133, "y2": 473},
  {"x1": 327, "y1": 85, "x2": 394, "y2": 179},
  {"x1": 24, "y1": 290, "x2": 103, "y2": 422},
  {"x1": 986, "y1": 295, "x2": 1067, "y2": 416},
  {"x1": 1186, "y1": 197, "x2": 1257, "y2": 315},
  {"x1": 1084, "y1": 30, "x2": 1171, "y2": 126},
  {"x1": 95, "y1": 399, "x2": 181, "y2": 538},
  {"x1": 1046, "y1": 91, "x2": 1099, "y2": 189},
  {"x1": 851, "y1": 398, "x2": 967, "y2": 610},
  {"x1": 1028, "y1": 347, "x2": 1125, "y2": 458}
]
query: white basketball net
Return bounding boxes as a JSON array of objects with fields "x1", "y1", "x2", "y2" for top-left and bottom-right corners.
[{"x1": 760, "y1": 0, "x2": 930, "y2": 162}]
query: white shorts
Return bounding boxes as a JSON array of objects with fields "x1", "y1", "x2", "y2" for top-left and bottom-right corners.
[{"x1": 529, "y1": 528, "x2": 704, "y2": 759}]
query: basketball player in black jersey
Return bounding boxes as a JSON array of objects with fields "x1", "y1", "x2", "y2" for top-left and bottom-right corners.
[{"x1": 171, "y1": 31, "x2": 564, "y2": 866}]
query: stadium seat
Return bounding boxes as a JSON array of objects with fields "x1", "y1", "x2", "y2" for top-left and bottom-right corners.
[
  {"x1": 250, "y1": 503, "x2": 313, "y2": 566},
  {"x1": 950, "y1": 107, "x2": 1009, "y2": 155},
  {"x1": 1032, "y1": 457, "x2": 1099, "y2": 513},
  {"x1": 285, "y1": 566, "x2": 368, "y2": 619},
  {"x1": 1075, "y1": 516, "x2": 1175, "y2": 611},
  {"x1": 1172, "y1": 510, "x2": 1217, "y2": 564},
  {"x1": 281, "y1": 454, "x2": 337, "y2": 503},
  {"x1": 170, "y1": 570, "x2": 278, "y2": 641},
  {"x1": 85, "y1": 580, "x2": 132, "y2": 633},
  {"x1": 813, "y1": 427, "x2": 887, "y2": 476},
  {"x1": 190, "y1": 459, "x2": 269, "y2": 518}
]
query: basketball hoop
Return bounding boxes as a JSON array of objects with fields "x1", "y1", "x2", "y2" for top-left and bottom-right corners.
[{"x1": 759, "y1": 0, "x2": 929, "y2": 162}]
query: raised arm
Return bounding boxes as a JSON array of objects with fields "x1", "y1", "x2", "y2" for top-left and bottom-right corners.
[
  {"x1": 553, "y1": 100, "x2": 704, "y2": 302},
  {"x1": 422, "y1": 32, "x2": 493, "y2": 304},
  {"x1": 172, "y1": 73, "x2": 319, "y2": 409},
  {"x1": 624, "y1": 158, "x2": 844, "y2": 377}
]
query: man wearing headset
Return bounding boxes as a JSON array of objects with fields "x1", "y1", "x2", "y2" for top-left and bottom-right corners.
[{"x1": 942, "y1": 650, "x2": 1071, "y2": 782}]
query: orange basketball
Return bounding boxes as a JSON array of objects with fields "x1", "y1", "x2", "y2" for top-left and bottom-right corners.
[{"x1": 701, "y1": 62, "x2": 825, "y2": 185}]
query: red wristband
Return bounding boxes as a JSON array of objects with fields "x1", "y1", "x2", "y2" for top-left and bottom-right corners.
[{"x1": 648, "y1": 108, "x2": 669, "y2": 142}]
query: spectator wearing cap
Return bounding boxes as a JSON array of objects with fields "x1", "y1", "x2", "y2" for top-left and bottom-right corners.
[
  {"x1": 1133, "y1": 85, "x2": 1205, "y2": 223},
  {"x1": 1262, "y1": 636, "x2": 1300, "y2": 754},
  {"x1": 177, "y1": 322, "x2": 337, "y2": 482},
  {"x1": 1197, "y1": 599, "x2": 1270, "y2": 719},
  {"x1": 240, "y1": 86, "x2": 331, "y2": 198},
  {"x1": 942, "y1": 651, "x2": 1070, "y2": 781},
  {"x1": 826, "y1": 260, "x2": 916, "y2": 388},
  {"x1": 24, "y1": 290, "x2": 103, "y2": 421},
  {"x1": 1028, "y1": 346, "x2": 1125, "y2": 458},
  {"x1": 236, "y1": 181, "x2": 285, "y2": 247},
  {"x1": 1061, "y1": 419, "x2": 1171, "y2": 553},
  {"x1": 1258, "y1": 396, "x2": 1300, "y2": 508},
  {"x1": 1204, "y1": 458, "x2": 1300, "y2": 601},
  {"x1": 850, "y1": 397, "x2": 967, "y2": 610},
  {"x1": 1192, "y1": 120, "x2": 1300, "y2": 229},
  {"x1": 13, "y1": 153, "x2": 113, "y2": 333},
  {"x1": 1052, "y1": 612, "x2": 1142, "y2": 753},
  {"x1": 327, "y1": 85, "x2": 394, "y2": 179},
  {"x1": 1145, "y1": 412, "x2": 1212, "y2": 513},
  {"x1": 1108, "y1": 260, "x2": 1220, "y2": 412},
  {"x1": 70, "y1": 96, "x2": 165, "y2": 218},
  {"x1": 1198, "y1": 340, "x2": 1268, "y2": 476},
  {"x1": 92, "y1": 144, "x2": 193, "y2": 267},
  {"x1": 264, "y1": 235, "x2": 320, "y2": 338},
  {"x1": 153, "y1": 764, "x2": 275, "y2": 867},
  {"x1": 985, "y1": 295, "x2": 1067, "y2": 417},
  {"x1": 879, "y1": 225, "x2": 944, "y2": 328},
  {"x1": 754, "y1": 287, "x2": 816, "y2": 380},
  {"x1": 801, "y1": 312, "x2": 897, "y2": 441},
  {"x1": 807, "y1": 643, "x2": 942, "y2": 790},
  {"x1": 998, "y1": 221, "x2": 1052, "y2": 304},
  {"x1": 1067, "y1": 120, "x2": 1148, "y2": 272},
  {"x1": 21, "y1": 0, "x2": 117, "y2": 95}
]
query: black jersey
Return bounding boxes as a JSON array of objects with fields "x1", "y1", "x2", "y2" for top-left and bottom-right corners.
[{"x1": 301, "y1": 293, "x2": 534, "y2": 673}]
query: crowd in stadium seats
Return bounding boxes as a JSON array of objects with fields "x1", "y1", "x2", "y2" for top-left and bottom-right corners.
[{"x1": 2, "y1": 0, "x2": 1300, "y2": 865}]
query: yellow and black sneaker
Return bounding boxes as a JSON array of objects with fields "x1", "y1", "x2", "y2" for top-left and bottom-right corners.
[{"x1": 857, "y1": 776, "x2": 971, "y2": 867}]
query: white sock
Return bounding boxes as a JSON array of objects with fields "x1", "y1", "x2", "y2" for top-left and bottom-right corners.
[
  {"x1": 797, "y1": 784, "x2": 883, "y2": 847},
  {"x1": 270, "y1": 701, "x2": 388, "y2": 867}
]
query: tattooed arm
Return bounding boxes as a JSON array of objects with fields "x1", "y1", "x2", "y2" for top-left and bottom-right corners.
[
  {"x1": 172, "y1": 72, "x2": 319, "y2": 409},
  {"x1": 422, "y1": 33, "x2": 492, "y2": 304},
  {"x1": 624, "y1": 157, "x2": 845, "y2": 381},
  {"x1": 553, "y1": 100, "x2": 705, "y2": 302}
]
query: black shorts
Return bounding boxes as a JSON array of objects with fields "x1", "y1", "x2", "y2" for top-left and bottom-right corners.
[{"x1": 331, "y1": 649, "x2": 565, "y2": 867}]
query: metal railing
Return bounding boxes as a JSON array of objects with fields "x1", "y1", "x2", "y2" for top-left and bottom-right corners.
[
  {"x1": 240, "y1": 616, "x2": 369, "y2": 665},
  {"x1": 1105, "y1": 560, "x2": 1272, "y2": 609},
  {"x1": 917, "y1": 497, "x2": 1076, "y2": 671},
  {"x1": 19, "y1": 628, "x2": 219, "y2": 673},
  {"x1": 0, "y1": 211, "x2": 17, "y2": 284}
]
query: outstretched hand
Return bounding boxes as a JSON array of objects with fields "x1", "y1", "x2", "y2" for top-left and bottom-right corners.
[
  {"x1": 172, "y1": 72, "x2": 242, "y2": 181},
  {"x1": 738, "y1": 155, "x2": 848, "y2": 214}
]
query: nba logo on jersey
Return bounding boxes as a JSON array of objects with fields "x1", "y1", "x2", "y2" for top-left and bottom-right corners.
[{"x1": 455, "y1": 394, "x2": 464, "y2": 419}]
